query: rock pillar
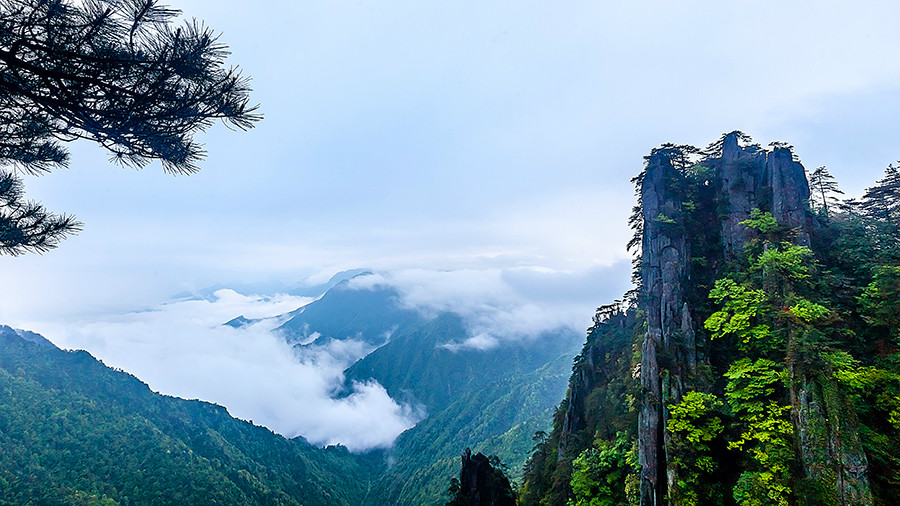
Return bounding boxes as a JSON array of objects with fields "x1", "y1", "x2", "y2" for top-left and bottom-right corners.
[{"x1": 639, "y1": 151, "x2": 692, "y2": 506}]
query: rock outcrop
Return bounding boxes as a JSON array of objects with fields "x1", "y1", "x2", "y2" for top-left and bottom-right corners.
[
  {"x1": 546, "y1": 131, "x2": 875, "y2": 506},
  {"x1": 634, "y1": 132, "x2": 864, "y2": 505},
  {"x1": 790, "y1": 365, "x2": 873, "y2": 506},
  {"x1": 717, "y1": 133, "x2": 767, "y2": 256},
  {"x1": 638, "y1": 148, "x2": 694, "y2": 506},
  {"x1": 558, "y1": 306, "x2": 636, "y2": 457},
  {"x1": 450, "y1": 449, "x2": 516, "y2": 506}
]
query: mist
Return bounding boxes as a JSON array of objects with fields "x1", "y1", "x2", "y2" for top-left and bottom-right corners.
[
  {"x1": 29, "y1": 289, "x2": 422, "y2": 452},
  {"x1": 20, "y1": 263, "x2": 630, "y2": 450}
]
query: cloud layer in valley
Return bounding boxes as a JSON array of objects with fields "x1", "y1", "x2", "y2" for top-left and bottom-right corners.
[
  {"x1": 31, "y1": 289, "x2": 422, "y2": 452},
  {"x1": 22, "y1": 264, "x2": 629, "y2": 449},
  {"x1": 348, "y1": 263, "x2": 631, "y2": 349}
]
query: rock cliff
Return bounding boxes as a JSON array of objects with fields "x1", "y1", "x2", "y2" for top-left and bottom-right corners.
[
  {"x1": 635, "y1": 131, "x2": 866, "y2": 505},
  {"x1": 638, "y1": 148, "x2": 693, "y2": 506},
  {"x1": 533, "y1": 131, "x2": 878, "y2": 506}
]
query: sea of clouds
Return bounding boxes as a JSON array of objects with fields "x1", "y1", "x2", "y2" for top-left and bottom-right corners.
[{"x1": 23, "y1": 263, "x2": 630, "y2": 452}]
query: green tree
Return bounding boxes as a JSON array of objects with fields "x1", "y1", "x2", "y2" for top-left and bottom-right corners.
[
  {"x1": 0, "y1": 170, "x2": 79, "y2": 255},
  {"x1": 567, "y1": 433, "x2": 632, "y2": 506},
  {"x1": 0, "y1": 0, "x2": 260, "y2": 254},
  {"x1": 858, "y1": 265, "x2": 900, "y2": 339},
  {"x1": 703, "y1": 212, "x2": 817, "y2": 505},
  {"x1": 704, "y1": 278, "x2": 771, "y2": 347},
  {"x1": 807, "y1": 166, "x2": 844, "y2": 217},
  {"x1": 860, "y1": 162, "x2": 900, "y2": 225},
  {"x1": 666, "y1": 391, "x2": 725, "y2": 506}
]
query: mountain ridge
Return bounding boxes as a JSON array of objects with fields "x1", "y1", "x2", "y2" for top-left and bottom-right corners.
[{"x1": 0, "y1": 325, "x2": 381, "y2": 506}]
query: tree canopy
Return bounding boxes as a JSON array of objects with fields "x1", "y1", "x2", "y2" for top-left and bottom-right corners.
[
  {"x1": 0, "y1": 0, "x2": 260, "y2": 254},
  {"x1": 807, "y1": 165, "x2": 843, "y2": 217}
]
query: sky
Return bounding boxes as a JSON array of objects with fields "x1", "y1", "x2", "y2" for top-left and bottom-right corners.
[{"x1": 0, "y1": 0, "x2": 897, "y2": 450}]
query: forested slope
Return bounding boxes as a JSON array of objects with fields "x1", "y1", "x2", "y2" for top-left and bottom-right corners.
[
  {"x1": 0, "y1": 326, "x2": 380, "y2": 506},
  {"x1": 344, "y1": 312, "x2": 581, "y2": 506},
  {"x1": 0, "y1": 276, "x2": 582, "y2": 506}
]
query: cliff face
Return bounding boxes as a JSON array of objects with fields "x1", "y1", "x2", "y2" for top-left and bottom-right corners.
[
  {"x1": 531, "y1": 131, "x2": 881, "y2": 506},
  {"x1": 712, "y1": 133, "x2": 813, "y2": 254},
  {"x1": 791, "y1": 367, "x2": 872, "y2": 506},
  {"x1": 559, "y1": 307, "x2": 637, "y2": 455},
  {"x1": 639, "y1": 150, "x2": 693, "y2": 506},
  {"x1": 636, "y1": 132, "x2": 867, "y2": 505},
  {"x1": 717, "y1": 133, "x2": 767, "y2": 255}
]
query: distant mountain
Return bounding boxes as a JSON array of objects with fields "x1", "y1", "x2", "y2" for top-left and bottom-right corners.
[
  {"x1": 224, "y1": 314, "x2": 255, "y2": 328},
  {"x1": 0, "y1": 325, "x2": 380, "y2": 506},
  {"x1": 276, "y1": 278, "x2": 425, "y2": 347},
  {"x1": 286, "y1": 268, "x2": 373, "y2": 297},
  {"x1": 0, "y1": 271, "x2": 587, "y2": 506},
  {"x1": 368, "y1": 348, "x2": 576, "y2": 506},
  {"x1": 174, "y1": 268, "x2": 372, "y2": 302},
  {"x1": 345, "y1": 311, "x2": 578, "y2": 413},
  {"x1": 270, "y1": 276, "x2": 583, "y2": 506}
]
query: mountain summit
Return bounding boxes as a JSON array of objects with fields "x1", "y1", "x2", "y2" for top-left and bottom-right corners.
[{"x1": 520, "y1": 132, "x2": 899, "y2": 506}]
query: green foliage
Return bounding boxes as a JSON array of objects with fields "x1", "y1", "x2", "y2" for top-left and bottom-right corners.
[
  {"x1": 0, "y1": 0, "x2": 260, "y2": 254},
  {"x1": 519, "y1": 311, "x2": 642, "y2": 506},
  {"x1": 0, "y1": 327, "x2": 379, "y2": 506},
  {"x1": 824, "y1": 351, "x2": 876, "y2": 391},
  {"x1": 567, "y1": 433, "x2": 632, "y2": 506},
  {"x1": 705, "y1": 214, "x2": 814, "y2": 505},
  {"x1": 750, "y1": 243, "x2": 814, "y2": 283},
  {"x1": 668, "y1": 392, "x2": 724, "y2": 455},
  {"x1": 667, "y1": 392, "x2": 725, "y2": 506},
  {"x1": 740, "y1": 209, "x2": 778, "y2": 234},
  {"x1": 807, "y1": 166, "x2": 844, "y2": 218},
  {"x1": 708, "y1": 220, "x2": 807, "y2": 502},
  {"x1": 859, "y1": 162, "x2": 900, "y2": 226},
  {"x1": 787, "y1": 299, "x2": 829, "y2": 323},
  {"x1": 685, "y1": 163, "x2": 713, "y2": 184},
  {"x1": 0, "y1": 171, "x2": 81, "y2": 255},
  {"x1": 732, "y1": 471, "x2": 791, "y2": 506},
  {"x1": 723, "y1": 359, "x2": 793, "y2": 505},
  {"x1": 723, "y1": 359, "x2": 788, "y2": 425},
  {"x1": 858, "y1": 265, "x2": 900, "y2": 336},
  {"x1": 704, "y1": 278, "x2": 770, "y2": 346},
  {"x1": 655, "y1": 213, "x2": 677, "y2": 224}
]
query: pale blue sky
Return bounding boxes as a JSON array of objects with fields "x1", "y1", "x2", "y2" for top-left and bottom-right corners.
[
  {"x1": 2, "y1": 0, "x2": 896, "y2": 323},
  {"x1": 0, "y1": 0, "x2": 897, "y2": 449},
  {"x1": 0, "y1": 0, "x2": 897, "y2": 320}
]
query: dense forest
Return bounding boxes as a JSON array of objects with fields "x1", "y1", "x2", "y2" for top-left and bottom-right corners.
[
  {"x1": 0, "y1": 326, "x2": 381, "y2": 506},
  {"x1": 0, "y1": 283, "x2": 578, "y2": 506},
  {"x1": 518, "y1": 132, "x2": 899, "y2": 506}
]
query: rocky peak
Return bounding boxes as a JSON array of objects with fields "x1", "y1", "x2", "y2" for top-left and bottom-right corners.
[
  {"x1": 636, "y1": 131, "x2": 820, "y2": 505},
  {"x1": 767, "y1": 145, "x2": 813, "y2": 245},
  {"x1": 537, "y1": 131, "x2": 874, "y2": 506},
  {"x1": 718, "y1": 131, "x2": 767, "y2": 255},
  {"x1": 448, "y1": 449, "x2": 516, "y2": 506}
]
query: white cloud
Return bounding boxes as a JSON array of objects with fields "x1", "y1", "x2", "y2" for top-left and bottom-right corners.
[
  {"x1": 440, "y1": 333, "x2": 500, "y2": 352},
  {"x1": 10, "y1": 262, "x2": 629, "y2": 450},
  {"x1": 348, "y1": 262, "x2": 632, "y2": 348},
  {"x1": 23, "y1": 290, "x2": 422, "y2": 452}
]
